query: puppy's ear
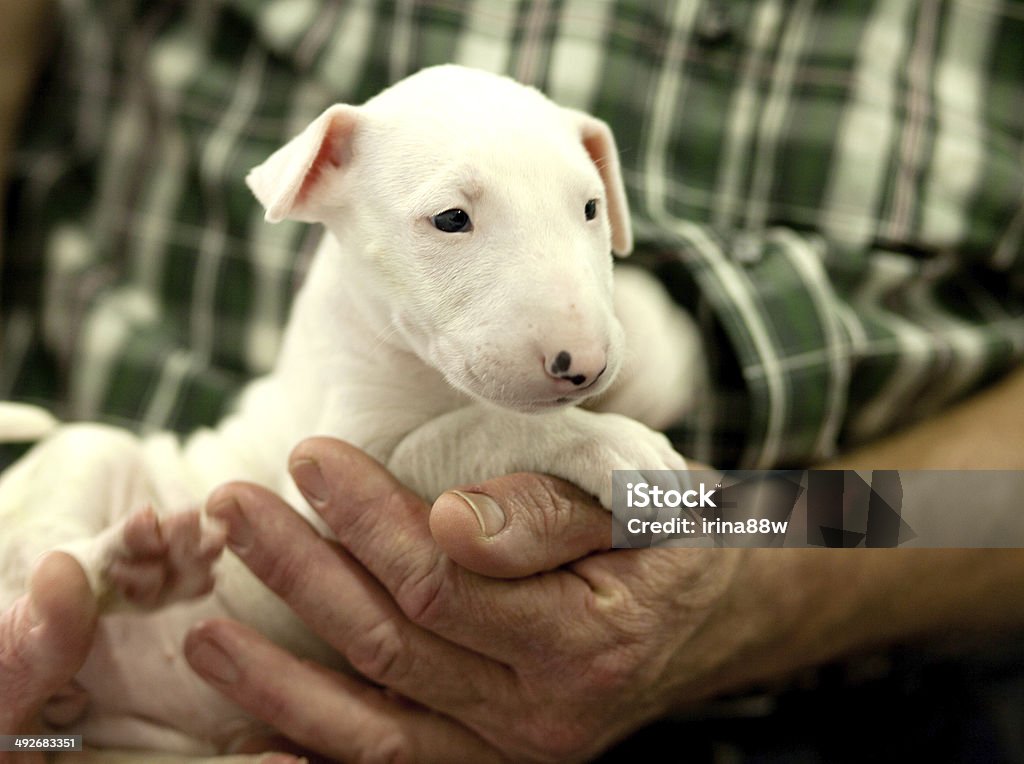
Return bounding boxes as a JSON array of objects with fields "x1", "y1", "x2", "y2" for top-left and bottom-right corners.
[
  {"x1": 566, "y1": 110, "x2": 633, "y2": 257},
  {"x1": 246, "y1": 104, "x2": 359, "y2": 223}
]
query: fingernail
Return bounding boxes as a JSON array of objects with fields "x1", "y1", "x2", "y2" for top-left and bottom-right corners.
[
  {"x1": 450, "y1": 490, "x2": 506, "y2": 537},
  {"x1": 208, "y1": 496, "x2": 252, "y2": 554},
  {"x1": 291, "y1": 458, "x2": 328, "y2": 506},
  {"x1": 188, "y1": 636, "x2": 240, "y2": 685}
]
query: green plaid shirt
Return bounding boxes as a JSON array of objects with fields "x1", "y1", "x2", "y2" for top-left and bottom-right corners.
[{"x1": 2, "y1": 0, "x2": 1023, "y2": 469}]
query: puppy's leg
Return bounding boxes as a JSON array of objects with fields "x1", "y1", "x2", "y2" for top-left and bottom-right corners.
[
  {"x1": 388, "y1": 404, "x2": 688, "y2": 508},
  {"x1": 0, "y1": 424, "x2": 224, "y2": 612},
  {"x1": 587, "y1": 265, "x2": 706, "y2": 430},
  {"x1": 61, "y1": 505, "x2": 226, "y2": 611}
]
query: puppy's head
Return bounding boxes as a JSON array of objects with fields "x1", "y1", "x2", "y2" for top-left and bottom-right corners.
[{"x1": 248, "y1": 65, "x2": 633, "y2": 413}]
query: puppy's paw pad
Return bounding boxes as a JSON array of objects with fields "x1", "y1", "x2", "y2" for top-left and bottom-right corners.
[{"x1": 107, "y1": 506, "x2": 226, "y2": 608}]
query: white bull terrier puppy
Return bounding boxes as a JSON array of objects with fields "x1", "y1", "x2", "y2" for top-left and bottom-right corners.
[{"x1": 0, "y1": 65, "x2": 702, "y2": 753}]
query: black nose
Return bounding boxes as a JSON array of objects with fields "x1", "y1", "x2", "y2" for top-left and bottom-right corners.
[
  {"x1": 550, "y1": 351, "x2": 586, "y2": 385},
  {"x1": 550, "y1": 351, "x2": 572, "y2": 374},
  {"x1": 549, "y1": 350, "x2": 606, "y2": 387}
]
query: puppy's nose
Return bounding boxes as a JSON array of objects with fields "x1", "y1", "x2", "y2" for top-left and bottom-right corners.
[{"x1": 545, "y1": 348, "x2": 607, "y2": 388}]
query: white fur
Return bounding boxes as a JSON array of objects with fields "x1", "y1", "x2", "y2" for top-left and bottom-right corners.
[{"x1": 0, "y1": 66, "x2": 702, "y2": 753}]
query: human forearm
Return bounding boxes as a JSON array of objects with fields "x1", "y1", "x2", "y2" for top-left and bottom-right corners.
[
  {"x1": 685, "y1": 367, "x2": 1024, "y2": 701},
  {"x1": 775, "y1": 364, "x2": 1024, "y2": 667},
  {"x1": 829, "y1": 365, "x2": 1024, "y2": 470},
  {"x1": 697, "y1": 547, "x2": 1024, "y2": 703}
]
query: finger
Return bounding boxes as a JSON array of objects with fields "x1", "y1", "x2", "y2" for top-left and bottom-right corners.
[
  {"x1": 285, "y1": 438, "x2": 606, "y2": 656},
  {"x1": 0, "y1": 551, "x2": 97, "y2": 733},
  {"x1": 429, "y1": 473, "x2": 611, "y2": 578},
  {"x1": 206, "y1": 481, "x2": 513, "y2": 717},
  {"x1": 185, "y1": 619, "x2": 506, "y2": 764}
]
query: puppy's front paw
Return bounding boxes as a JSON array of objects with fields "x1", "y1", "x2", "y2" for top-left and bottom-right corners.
[{"x1": 560, "y1": 411, "x2": 689, "y2": 509}]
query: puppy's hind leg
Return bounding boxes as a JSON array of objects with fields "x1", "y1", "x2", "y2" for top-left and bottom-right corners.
[
  {"x1": 0, "y1": 424, "x2": 224, "y2": 613},
  {"x1": 62, "y1": 503, "x2": 227, "y2": 612}
]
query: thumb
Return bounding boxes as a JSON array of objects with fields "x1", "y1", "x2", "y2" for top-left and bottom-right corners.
[
  {"x1": 0, "y1": 551, "x2": 97, "y2": 733},
  {"x1": 429, "y1": 473, "x2": 611, "y2": 578}
]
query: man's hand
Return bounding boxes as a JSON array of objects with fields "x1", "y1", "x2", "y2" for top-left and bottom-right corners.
[
  {"x1": 185, "y1": 427, "x2": 1024, "y2": 762},
  {"x1": 184, "y1": 439, "x2": 759, "y2": 762},
  {"x1": 0, "y1": 552, "x2": 96, "y2": 758},
  {"x1": 0, "y1": 546, "x2": 323, "y2": 764}
]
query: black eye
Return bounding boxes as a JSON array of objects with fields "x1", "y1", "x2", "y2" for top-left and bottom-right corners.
[
  {"x1": 432, "y1": 208, "x2": 472, "y2": 233},
  {"x1": 585, "y1": 199, "x2": 598, "y2": 221}
]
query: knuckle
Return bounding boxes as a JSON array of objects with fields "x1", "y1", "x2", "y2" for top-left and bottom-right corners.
[
  {"x1": 537, "y1": 477, "x2": 583, "y2": 524},
  {"x1": 251, "y1": 548, "x2": 303, "y2": 602},
  {"x1": 383, "y1": 485, "x2": 427, "y2": 525},
  {"x1": 345, "y1": 617, "x2": 411, "y2": 685},
  {"x1": 255, "y1": 544, "x2": 311, "y2": 601},
  {"x1": 390, "y1": 550, "x2": 449, "y2": 626},
  {"x1": 245, "y1": 676, "x2": 295, "y2": 729},
  {"x1": 521, "y1": 474, "x2": 593, "y2": 537}
]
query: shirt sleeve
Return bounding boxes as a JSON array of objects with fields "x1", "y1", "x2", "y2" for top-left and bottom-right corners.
[
  {"x1": 615, "y1": 1, "x2": 1024, "y2": 467},
  {"x1": 634, "y1": 225, "x2": 1024, "y2": 469}
]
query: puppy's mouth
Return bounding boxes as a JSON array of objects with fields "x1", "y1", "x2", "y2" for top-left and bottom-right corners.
[
  {"x1": 519, "y1": 395, "x2": 579, "y2": 411},
  {"x1": 457, "y1": 368, "x2": 603, "y2": 412},
  {"x1": 475, "y1": 388, "x2": 587, "y2": 412}
]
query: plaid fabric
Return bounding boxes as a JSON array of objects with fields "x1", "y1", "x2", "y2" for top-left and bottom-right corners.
[{"x1": 2, "y1": 0, "x2": 1023, "y2": 469}]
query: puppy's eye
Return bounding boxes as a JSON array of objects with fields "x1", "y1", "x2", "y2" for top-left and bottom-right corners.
[
  {"x1": 432, "y1": 208, "x2": 472, "y2": 233},
  {"x1": 584, "y1": 199, "x2": 598, "y2": 221}
]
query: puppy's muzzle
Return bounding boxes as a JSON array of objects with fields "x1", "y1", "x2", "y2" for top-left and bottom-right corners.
[{"x1": 544, "y1": 348, "x2": 607, "y2": 389}]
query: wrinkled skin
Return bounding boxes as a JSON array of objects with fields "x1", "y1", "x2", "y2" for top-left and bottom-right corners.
[{"x1": 184, "y1": 439, "x2": 751, "y2": 763}]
